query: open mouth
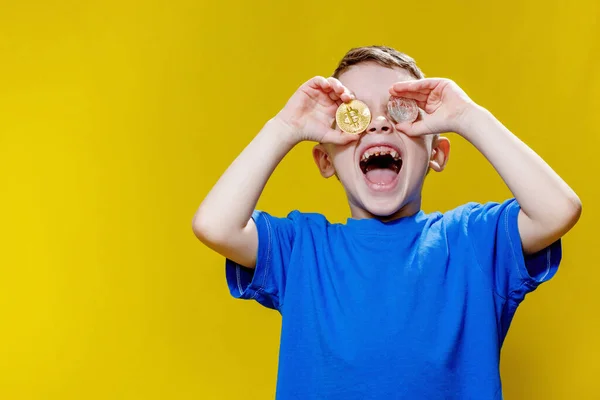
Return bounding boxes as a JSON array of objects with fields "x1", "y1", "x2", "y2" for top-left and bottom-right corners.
[{"x1": 359, "y1": 146, "x2": 402, "y2": 186}]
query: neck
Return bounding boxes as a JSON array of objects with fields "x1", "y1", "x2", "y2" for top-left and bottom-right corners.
[{"x1": 348, "y1": 197, "x2": 422, "y2": 222}]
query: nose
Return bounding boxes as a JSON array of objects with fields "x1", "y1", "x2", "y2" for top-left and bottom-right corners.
[{"x1": 366, "y1": 115, "x2": 393, "y2": 134}]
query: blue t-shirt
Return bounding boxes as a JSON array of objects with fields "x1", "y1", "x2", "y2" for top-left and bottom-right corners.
[{"x1": 225, "y1": 199, "x2": 561, "y2": 399}]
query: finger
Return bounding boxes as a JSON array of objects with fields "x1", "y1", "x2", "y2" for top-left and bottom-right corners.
[
  {"x1": 326, "y1": 77, "x2": 345, "y2": 95},
  {"x1": 393, "y1": 109, "x2": 426, "y2": 136},
  {"x1": 308, "y1": 76, "x2": 332, "y2": 92},
  {"x1": 328, "y1": 91, "x2": 342, "y2": 104},
  {"x1": 334, "y1": 133, "x2": 361, "y2": 145},
  {"x1": 327, "y1": 77, "x2": 355, "y2": 102},
  {"x1": 395, "y1": 121, "x2": 427, "y2": 137},
  {"x1": 390, "y1": 78, "x2": 441, "y2": 94},
  {"x1": 389, "y1": 91, "x2": 429, "y2": 103},
  {"x1": 412, "y1": 100, "x2": 427, "y2": 110},
  {"x1": 394, "y1": 111, "x2": 439, "y2": 137},
  {"x1": 325, "y1": 130, "x2": 361, "y2": 145},
  {"x1": 339, "y1": 91, "x2": 354, "y2": 103},
  {"x1": 409, "y1": 97, "x2": 428, "y2": 111},
  {"x1": 389, "y1": 87, "x2": 432, "y2": 96},
  {"x1": 327, "y1": 88, "x2": 353, "y2": 104}
]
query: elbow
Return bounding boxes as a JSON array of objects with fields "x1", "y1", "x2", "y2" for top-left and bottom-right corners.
[
  {"x1": 192, "y1": 208, "x2": 220, "y2": 245},
  {"x1": 566, "y1": 193, "x2": 582, "y2": 228},
  {"x1": 192, "y1": 206, "x2": 238, "y2": 249},
  {"x1": 191, "y1": 212, "x2": 206, "y2": 242},
  {"x1": 555, "y1": 193, "x2": 582, "y2": 235}
]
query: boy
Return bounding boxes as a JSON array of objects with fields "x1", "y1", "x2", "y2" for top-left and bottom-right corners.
[{"x1": 192, "y1": 46, "x2": 581, "y2": 399}]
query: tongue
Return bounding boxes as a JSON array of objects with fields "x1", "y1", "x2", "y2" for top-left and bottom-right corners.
[{"x1": 365, "y1": 168, "x2": 397, "y2": 185}]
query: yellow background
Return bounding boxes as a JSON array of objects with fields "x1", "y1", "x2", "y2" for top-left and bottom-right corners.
[{"x1": 1, "y1": 0, "x2": 598, "y2": 398}]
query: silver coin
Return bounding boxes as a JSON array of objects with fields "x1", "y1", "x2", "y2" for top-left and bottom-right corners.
[{"x1": 387, "y1": 96, "x2": 419, "y2": 123}]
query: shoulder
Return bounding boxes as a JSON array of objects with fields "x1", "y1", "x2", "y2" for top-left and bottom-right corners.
[
  {"x1": 439, "y1": 202, "x2": 479, "y2": 225},
  {"x1": 286, "y1": 210, "x2": 330, "y2": 224},
  {"x1": 254, "y1": 209, "x2": 332, "y2": 232},
  {"x1": 438, "y1": 198, "x2": 520, "y2": 232}
]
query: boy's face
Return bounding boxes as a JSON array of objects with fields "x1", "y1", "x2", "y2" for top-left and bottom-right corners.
[{"x1": 312, "y1": 62, "x2": 450, "y2": 220}]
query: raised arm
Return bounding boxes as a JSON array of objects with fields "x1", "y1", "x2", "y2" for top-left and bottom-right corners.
[
  {"x1": 192, "y1": 77, "x2": 357, "y2": 267},
  {"x1": 192, "y1": 120, "x2": 296, "y2": 268},
  {"x1": 390, "y1": 78, "x2": 582, "y2": 255},
  {"x1": 456, "y1": 105, "x2": 581, "y2": 254}
]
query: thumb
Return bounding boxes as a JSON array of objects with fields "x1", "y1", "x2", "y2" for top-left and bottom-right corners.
[
  {"x1": 395, "y1": 120, "x2": 432, "y2": 137},
  {"x1": 325, "y1": 130, "x2": 361, "y2": 145}
]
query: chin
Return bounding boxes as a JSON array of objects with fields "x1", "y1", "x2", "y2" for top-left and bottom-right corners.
[{"x1": 361, "y1": 198, "x2": 404, "y2": 218}]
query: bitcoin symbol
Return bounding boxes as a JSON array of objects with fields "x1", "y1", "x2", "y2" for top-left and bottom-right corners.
[
  {"x1": 344, "y1": 108, "x2": 360, "y2": 127},
  {"x1": 335, "y1": 99, "x2": 372, "y2": 135}
]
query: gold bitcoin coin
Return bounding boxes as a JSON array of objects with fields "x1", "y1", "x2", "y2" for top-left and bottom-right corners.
[{"x1": 335, "y1": 99, "x2": 371, "y2": 134}]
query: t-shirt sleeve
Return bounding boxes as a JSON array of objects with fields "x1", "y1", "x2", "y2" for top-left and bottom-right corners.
[
  {"x1": 466, "y1": 199, "x2": 562, "y2": 303},
  {"x1": 225, "y1": 210, "x2": 296, "y2": 311}
]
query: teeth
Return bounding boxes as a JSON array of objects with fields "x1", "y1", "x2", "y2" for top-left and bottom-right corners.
[{"x1": 361, "y1": 148, "x2": 401, "y2": 162}]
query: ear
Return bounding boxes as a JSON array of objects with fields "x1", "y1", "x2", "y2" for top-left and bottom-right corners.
[
  {"x1": 312, "y1": 144, "x2": 336, "y2": 178},
  {"x1": 429, "y1": 136, "x2": 450, "y2": 172}
]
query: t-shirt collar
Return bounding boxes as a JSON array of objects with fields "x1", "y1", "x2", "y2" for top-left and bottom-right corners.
[{"x1": 344, "y1": 210, "x2": 427, "y2": 233}]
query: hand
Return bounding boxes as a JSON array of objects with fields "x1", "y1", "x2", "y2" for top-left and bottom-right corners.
[
  {"x1": 274, "y1": 76, "x2": 360, "y2": 145},
  {"x1": 389, "y1": 78, "x2": 477, "y2": 137}
]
